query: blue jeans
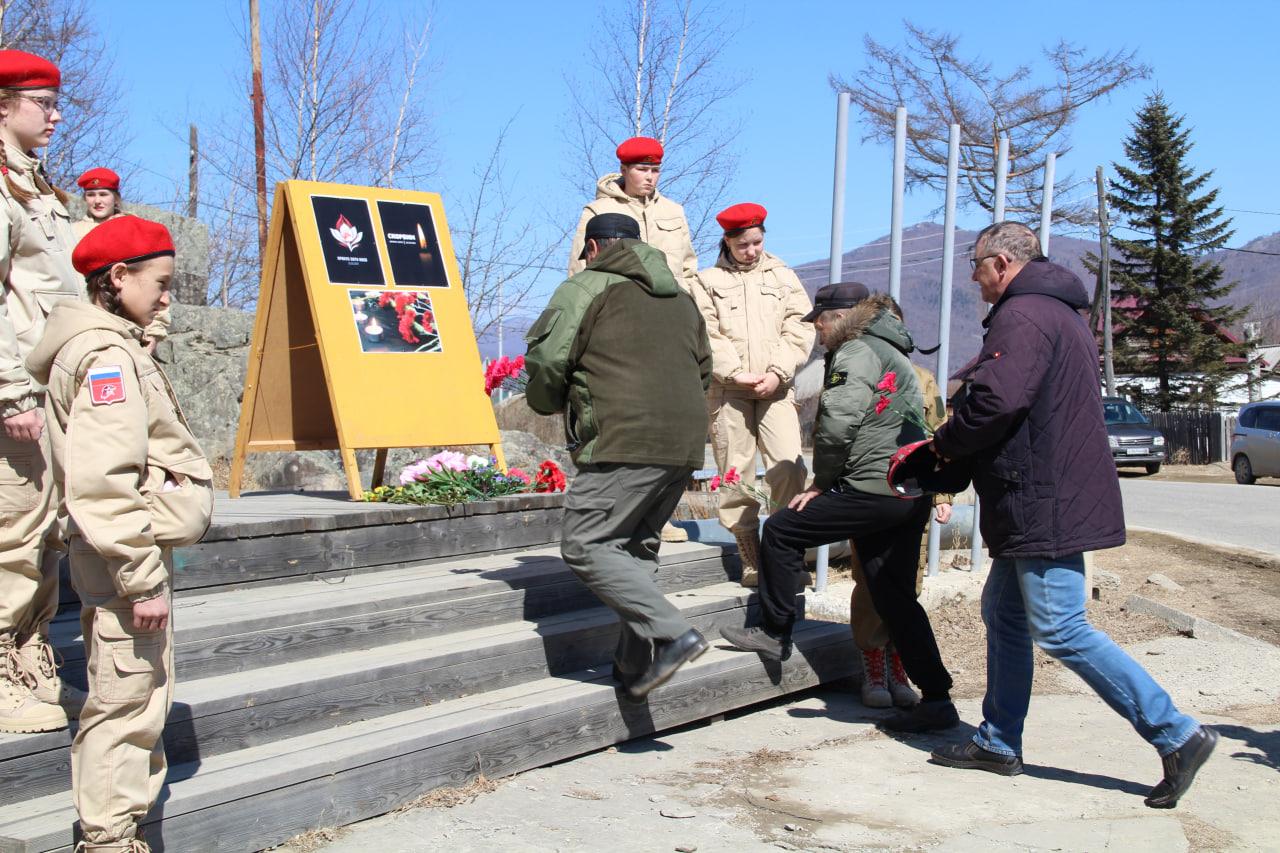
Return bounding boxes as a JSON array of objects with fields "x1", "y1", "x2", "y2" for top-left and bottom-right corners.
[{"x1": 974, "y1": 553, "x2": 1199, "y2": 758}]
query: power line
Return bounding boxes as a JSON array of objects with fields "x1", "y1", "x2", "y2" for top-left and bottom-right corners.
[{"x1": 1226, "y1": 207, "x2": 1280, "y2": 217}]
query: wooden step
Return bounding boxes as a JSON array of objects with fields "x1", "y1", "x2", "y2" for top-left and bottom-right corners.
[
  {"x1": 46, "y1": 541, "x2": 737, "y2": 682},
  {"x1": 172, "y1": 492, "x2": 567, "y2": 593},
  {"x1": 0, "y1": 620, "x2": 856, "y2": 853},
  {"x1": 0, "y1": 584, "x2": 758, "y2": 806}
]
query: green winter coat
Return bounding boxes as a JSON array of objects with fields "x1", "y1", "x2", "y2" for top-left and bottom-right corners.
[
  {"x1": 524, "y1": 239, "x2": 711, "y2": 467},
  {"x1": 812, "y1": 294, "x2": 926, "y2": 496}
]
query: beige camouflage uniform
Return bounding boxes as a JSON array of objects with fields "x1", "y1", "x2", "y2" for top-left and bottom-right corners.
[
  {"x1": 690, "y1": 251, "x2": 814, "y2": 583},
  {"x1": 0, "y1": 142, "x2": 85, "y2": 732},
  {"x1": 27, "y1": 299, "x2": 213, "y2": 848}
]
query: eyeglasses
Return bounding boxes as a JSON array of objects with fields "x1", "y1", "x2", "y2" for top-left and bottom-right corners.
[
  {"x1": 18, "y1": 95, "x2": 60, "y2": 115},
  {"x1": 968, "y1": 253, "x2": 1003, "y2": 271}
]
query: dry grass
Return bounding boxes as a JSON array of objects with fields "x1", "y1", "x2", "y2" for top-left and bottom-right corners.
[
  {"x1": 393, "y1": 773, "x2": 502, "y2": 812},
  {"x1": 269, "y1": 827, "x2": 349, "y2": 852}
]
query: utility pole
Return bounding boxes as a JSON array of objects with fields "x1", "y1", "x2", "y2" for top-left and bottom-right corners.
[
  {"x1": 1096, "y1": 166, "x2": 1116, "y2": 395},
  {"x1": 187, "y1": 124, "x2": 199, "y2": 220},
  {"x1": 250, "y1": 0, "x2": 268, "y2": 262}
]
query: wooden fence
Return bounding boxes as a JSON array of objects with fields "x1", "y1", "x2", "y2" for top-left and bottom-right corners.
[{"x1": 1142, "y1": 410, "x2": 1233, "y2": 464}]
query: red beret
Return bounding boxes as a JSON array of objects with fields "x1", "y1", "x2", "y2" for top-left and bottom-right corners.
[
  {"x1": 616, "y1": 136, "x2": 663, "y2": 164},
  {"x1": 0, "y1": 50, "x2": 60, "y2": 90},
  {"x1": 77, "y1": 167, "x2": 120, "y2": 192},
  {"x1": 716, "y1": 202, "x2": 768, "y2": 232},
  {"x1": 73, "y1": 216, "x2": 175, "y2": 276}
]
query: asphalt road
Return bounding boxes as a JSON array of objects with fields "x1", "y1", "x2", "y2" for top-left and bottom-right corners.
[{"x1": 1118, "y1": 476, "x2": 1280, "y2": 555}]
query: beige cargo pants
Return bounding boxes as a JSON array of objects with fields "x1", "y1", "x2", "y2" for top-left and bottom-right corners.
[
  {"x1": 708, "y1": 390, "x2": 807, "y2": 534},
  {"x1": 0, "y1": 421, "x2": 62, "y2": 638},
  {"x1": 69, "y1": 538, "x2": 173, "y2": 845}
]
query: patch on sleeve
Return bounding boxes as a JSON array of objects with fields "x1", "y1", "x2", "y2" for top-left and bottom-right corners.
[
  {"x1": 87, "y1": 366, "x2": 126, "y2": 406},
  {"x1": 825, "y1": 370, "x2": 847, "y2": 389}
]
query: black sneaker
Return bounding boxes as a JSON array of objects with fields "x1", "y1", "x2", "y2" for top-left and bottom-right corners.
[
  {"x1": 1145, "y1": 726, "x2": 1218, "y2": 809},
  {"x1": 719, "y1": 625, "x2": 791, "y2": 662},
  {"x1": 626, "y1": 629, "x2": 709, "y2": 701},
  {"x1": 878, "y1": 699, "x2": 960, "y2": 733},
  {"x1": 930, "y1": 739, "x2": 1024, "y2": 776}
]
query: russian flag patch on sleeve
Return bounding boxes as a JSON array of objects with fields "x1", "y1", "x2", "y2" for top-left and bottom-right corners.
[{"x1": 87, "y1": 365, "x2": 126, "y2": 406}]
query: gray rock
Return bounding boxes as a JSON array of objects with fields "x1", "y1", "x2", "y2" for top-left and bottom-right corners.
[{"x1": 1146, "y1": 573, "x2": 1186, "y2": 593}]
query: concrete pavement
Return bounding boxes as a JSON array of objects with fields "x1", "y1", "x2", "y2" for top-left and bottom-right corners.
[{"x1": 1118, "y1": 478, "x2": 1280, "y2": 555}]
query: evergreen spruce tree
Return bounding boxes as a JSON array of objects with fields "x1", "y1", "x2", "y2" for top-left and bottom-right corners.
[{"x1": 1106, "y1": 92, "x2": 1243, "y2": 410}]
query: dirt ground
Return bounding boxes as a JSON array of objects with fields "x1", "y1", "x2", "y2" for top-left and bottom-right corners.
[{"x1": 908, "y1": 530, "x2": 1280, "y2": 701}]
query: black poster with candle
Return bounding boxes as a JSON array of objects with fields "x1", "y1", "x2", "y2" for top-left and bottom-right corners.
[{"x1": 377, "y1": 200, "x2": 450, "y2": 288}]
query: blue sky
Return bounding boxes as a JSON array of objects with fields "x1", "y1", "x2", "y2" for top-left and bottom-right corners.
[{"x1": 100, "y1": 0, "x2": 1279, "y2": 292}]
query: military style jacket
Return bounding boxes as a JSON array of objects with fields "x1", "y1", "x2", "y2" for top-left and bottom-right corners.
[
  {"x1": 566, "y1": 174, "x2": 699, "y2": 291},
  {"x1": 526, "y1": 239, "x2": 711, "y2": 468},
  {"x1": 0, "y1": 143, "x2": 84, "y2": 419},
  {"x1": 813, "y1": 294, "x2": 925, "y2": 497},
  {"x1": 27, "y1": 301, "x2": 213, "y2": 604},
  {"x1": 690, "y1": 251, "x2": 814, "y2": 396}
]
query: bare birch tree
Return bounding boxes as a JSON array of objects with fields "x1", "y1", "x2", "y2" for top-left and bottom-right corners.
[
  {"x1": 0, "y1": 0, "x2": 129, "y2": 188},
  {"x1": 202, "y1": 0, "x2": 438, "y2": 306},
  {"x1": 565, "y1": 0, "x2": 743, "y2": 250},
  {"x1": 831, "y1": 23, "x2": 1150, "y2": 223},
  {"x1": 454, "y1": 118, "x2": 563, "y2": 347}
]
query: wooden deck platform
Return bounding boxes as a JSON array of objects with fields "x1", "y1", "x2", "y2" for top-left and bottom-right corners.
[{"x1": 0, "y1": 492, "x2": 856, "y2": 852}]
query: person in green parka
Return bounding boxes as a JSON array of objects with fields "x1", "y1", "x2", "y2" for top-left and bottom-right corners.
[{"x1": 524, "y1": 213, "x2": 712, "y2": 703}]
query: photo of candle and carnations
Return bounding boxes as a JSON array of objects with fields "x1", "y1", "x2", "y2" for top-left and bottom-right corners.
[{"x1": 348, "y1": 288, "x2": 443, "y2": 354}]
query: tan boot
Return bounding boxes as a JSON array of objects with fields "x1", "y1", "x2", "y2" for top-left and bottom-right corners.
[
  {"x1": 0, "y1": 633, "x2": 68, "y2": 733},
  {"x1": 660, "y1": 521, "x2": 689, "y2": 543},
  {"x1": 75, "y1": 838, "x2": 152, "y2": 852},
  {"x1": 17, "y1": 632, "x2": 87, "y2": 718},
  {"x1": 734, "y1": 530, "x2": 761, "y2": 588},
  {"x1": 886, "y1": 645, "x2": 920, "y2": 708},
  {"x1": 858, "y1": 646, "x2": 892, "y2": 709}
]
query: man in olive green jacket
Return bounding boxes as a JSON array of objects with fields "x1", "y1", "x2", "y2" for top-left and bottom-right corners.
[
  {"x1": 526, "y1": 213, "x2": 711, "y2": 702},
  {"x1": 720, "y1": 284, "x2": 959, "y2": 734}
]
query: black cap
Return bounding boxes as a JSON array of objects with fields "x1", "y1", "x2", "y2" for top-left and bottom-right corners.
[
  {"x1": 801, "y1": 281, "x2": 870, "y2": 322},
  {"x1": 579, "y1": 213, "x2": 641, "y2": 259}
]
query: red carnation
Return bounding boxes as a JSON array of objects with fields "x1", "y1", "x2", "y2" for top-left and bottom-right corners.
[
  {"x1": 875, "y1": 395, "x2": 891, "y2": 415},
  {"x1": 534, "y1": 459, "x2": 566, "y2": 492},
  {"x1": 723, "y1": 467, "x2": 742, "y2": 485},
  {"x1": 399, "y1": 307, "x2": 420, "y2": 343},
  {"x1": 876, "y1": 371, "x2": 898, "y2": 393}
]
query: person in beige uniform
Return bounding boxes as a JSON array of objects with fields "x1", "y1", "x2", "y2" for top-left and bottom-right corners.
[
  {"x1": 568, "y1": 135, "x2": 699, "y2": 543},
  {"x1": 691, "y1": 203, "x2": 813, "y2": 586},
  {"x1": 567, "y1": 136, "x2": 698, "y2": 290},
  {"x1": 0, "y1": 49, "x2": 88, "y2": 734},
  {"x1": 73, "y1": 167, "x2": 168, "y2": 349},
  {"x1": 27, "y1": 216, "x2": 213, "y2": 853}
]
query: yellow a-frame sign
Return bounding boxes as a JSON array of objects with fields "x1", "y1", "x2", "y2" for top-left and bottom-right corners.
[{"x1": 229, "y1": 180, "x2": 504, "y2": 499}]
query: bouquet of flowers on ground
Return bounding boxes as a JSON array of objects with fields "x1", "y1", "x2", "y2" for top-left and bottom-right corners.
[
  {"x1": 709, "y1": 466, "x2": 776, "y2": 510},
  {"x1": 484, "y1": 355, "x2": 527, "y2": 396},
  {"x1": 364, "y1": 452, "x2": 566, "y2": 507},
  {"x1": 872, "y1": 371, "x2": 933, "y2": 436}
]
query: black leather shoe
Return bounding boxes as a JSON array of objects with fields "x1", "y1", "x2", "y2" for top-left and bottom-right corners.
[
  {"x1": 1145, "y1": 726, "x2": 1218, "y2": 809},
  {"x1": 611, "y1": 662, "x2": 638, "y2": 690},
  {"x1": 626, "y1": 629, "x2": 709, "y2": 701},
  {"x1": 719, "y1": 625, "x2": 791, "y2": 661},
  {"x1": 878, "y1": 699, "x2": 960, "y2": 733},
  {"x1": 930, "y1": 739, "x2": 1024, "y2": 776}
]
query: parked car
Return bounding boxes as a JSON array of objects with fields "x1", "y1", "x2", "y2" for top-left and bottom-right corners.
[
  {"x1": 1102, "y1": 396, "x2": 1166, "y2": 475},
  {"x1": 1230, "y1": 400, "x2": 1280, "y2": 484}
]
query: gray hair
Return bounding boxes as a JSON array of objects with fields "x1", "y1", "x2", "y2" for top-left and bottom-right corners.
[{"x1": 974, "y1": 221, "x2": 1041, "y2": 263}]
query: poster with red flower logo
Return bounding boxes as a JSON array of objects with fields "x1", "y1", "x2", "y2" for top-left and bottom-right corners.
[
  {"x1": 348, "y1": 288, "x2": 443, "y2": 354},
  {"x1": 311, "y1": 195, "x2": 385, "y2": 285}
]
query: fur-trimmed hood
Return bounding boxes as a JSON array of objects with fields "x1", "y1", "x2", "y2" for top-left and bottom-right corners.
[{"x1": 821, "y1": 293, "x2": 914, "y2": 354}]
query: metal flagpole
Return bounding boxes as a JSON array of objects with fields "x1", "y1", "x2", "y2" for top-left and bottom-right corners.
[
  {"x1": 888, "y1": 106, "x2": 907, "y2": 301},
  {"x1": 970, "y1": 133, "x2": 1009, "y2": 572},
  {"x1": 814, "y1": 91, "x2": 851, "y2": 594},
  {"x1": 926, "y1": 124, "x2": 961, "y2": 576},
  {"x1": 1039, "y1": 153, "x2": 1057, "y2": 255}
]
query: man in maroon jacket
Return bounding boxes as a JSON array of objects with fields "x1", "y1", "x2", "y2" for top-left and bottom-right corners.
[{"x1": 927, "y1": 222, "x2": 1215, "y2": 810}]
